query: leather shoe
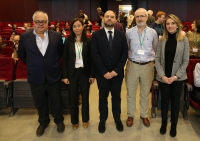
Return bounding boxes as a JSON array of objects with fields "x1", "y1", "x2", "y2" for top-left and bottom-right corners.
[
  {"x1": 72, "y1": 124, "x2": 79, "y2": 130},
  {"x1": 115, "y1": 120, "x2": 124, "y2": 132},
  {"x1": 36, "y1": 125, "x2": 47, "y2": 137},
  {"x1": 126, "y1": 117, "x2": 133, "y2": 127},
  {"x1": 140, "y1": 117, "x2": 150, "y2": 127},
  {"x1": 57, "y1": 123, "x2": 65, "y2": 133},
  {"x1": 83, "y1": 122, "x2": 89, "y2": 128},
  {"x1": 98, "y1": 122, "x2": 106, "y2": 133}
]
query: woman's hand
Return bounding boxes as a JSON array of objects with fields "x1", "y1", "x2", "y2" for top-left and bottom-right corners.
[
  {"x1": 89, "y1": 78, "x2": 95, "y2": 84},
  {"x1": 168, "y1": 76, "x2": 177, "y2": 84},
  {"x1": 161, "y1": 76, "x2": 171, "y2": 84},
  {"x1": 62, "y1": 78, "x2": 70, "y2": 84}
]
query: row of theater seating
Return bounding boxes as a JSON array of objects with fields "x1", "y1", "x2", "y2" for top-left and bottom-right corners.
[
  {"x1": 1, "y1": 57, "x2": 200, "y2": 119},
  {"x1": 0, "y1": 57, "x2": 70, "y2": 117}
]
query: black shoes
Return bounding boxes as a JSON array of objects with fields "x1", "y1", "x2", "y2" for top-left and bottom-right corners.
[
  {"x1": 36, "y1": 125, "x2": 47, "y2": 137},
  {"x1": 170, "y1": 123, "x2": 177, "y2": 137},
  {"x1": 115, "y1": 120, "x2": 124, "y2": 132},
  {"x1": 160, "y1": 120, "x2": 167, "y2": 135},
  {"x1": 98, "y1": 122, "x2": 106, "y2": 133},
  {"x1": 57, "y1": 123, "x2": 65, "y2": 133}
]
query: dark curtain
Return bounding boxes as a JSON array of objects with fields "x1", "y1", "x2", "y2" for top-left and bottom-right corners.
[
  {"x1": 131, "y1": 0, "x2": 138, "y2": 12},
  {"x1": 100, "y1": 0, "x2": 108, "y2": 12}
]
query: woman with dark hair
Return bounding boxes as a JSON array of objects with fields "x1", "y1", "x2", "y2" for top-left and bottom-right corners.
[
  {"x1": 155, "y1": 14, "x2": 189, "y2": 137},
  {"x1": 62, "y1": 18, "x2": 95, "y2": 130},
  {"x1": 186, "y1": 20, "x2": 200, "y2": 58}
]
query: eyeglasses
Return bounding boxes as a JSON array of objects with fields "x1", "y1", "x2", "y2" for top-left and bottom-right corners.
[
  {"x1": 135, "y1": 15, "x2": 146, "y2": 19},
  {"x1": 34, "y1": 20, "x2": 48, "y2": 25}
]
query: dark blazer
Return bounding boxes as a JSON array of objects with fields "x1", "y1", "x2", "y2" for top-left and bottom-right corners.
[
  {"x1": 18, "y1": 30, "x2": 63, "y2": 85},
  {"x1": 62, "y1": 37, "x2": 94, "y2": 79},
  {"x1": 90, "y1": 28, "x2": 128, "y2": 80}
]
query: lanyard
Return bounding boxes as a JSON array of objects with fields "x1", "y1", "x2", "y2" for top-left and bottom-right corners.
[
  {"x1": 137, "y1": 29, "x2": 146, "y2": 48},
  {"x1": 75, "y1": 41, "x2": 82, "y2": 59},
  {"x1": 193, "y1": 33, "x2": 200, "y2": 47}
]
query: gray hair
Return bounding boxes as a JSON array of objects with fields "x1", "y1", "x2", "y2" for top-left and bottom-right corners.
[
  {"x1": 135, "y1": 8, "x2": 148, "y2": 17},
  {"x1": 32, "y1": 11, "x2": 48, "y2": 21}
]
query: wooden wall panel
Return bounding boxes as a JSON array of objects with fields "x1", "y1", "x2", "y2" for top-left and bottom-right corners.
[
  {"x1": 0, "y1": 0, "x2": 12, "y2": 21},
  {"x1": 0, "y1": 0, "x2": 199, "y2": 22},
  {"x1": 24, "y1": 0, "x2": 39, "y2": 21}
]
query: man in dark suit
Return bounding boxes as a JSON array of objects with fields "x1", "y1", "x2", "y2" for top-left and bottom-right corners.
[
  {"x1": 90, "y1": 10, "x2": 128, "y2": 133},
  {"x1": 18, "y1": 11, "x2": 65, "y2": 137}
]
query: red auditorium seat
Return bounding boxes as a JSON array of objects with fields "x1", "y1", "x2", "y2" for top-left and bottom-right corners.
[
  {"x1": 2, "y1": 40, "x2": 14, "y2": 47},
  {"x1": 186, "y1": 59, "x2": 200, "y2": 111},
  {"x1": 0, "y1": 57, "x2": 15, "y2": 109},
  {"x1": 0, "y1": 32, "x2": 11, "y2": 40},
  {"x1": 10, "y1": 58, "x2": 70, "y2": 116},
  {"x1": 10, "y1": 58, "x2": 35, "y2": 116},
  {"x1": 59, "y1": 21, "x2": 66, "y2": 26},
  {"x1": 0, "y1": 47, "x2": 14, "y2": 57}
]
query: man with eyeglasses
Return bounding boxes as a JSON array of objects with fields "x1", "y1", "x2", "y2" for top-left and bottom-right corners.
[
  {"x1": 125, "y1": 8, "x2": 158, "y2": 128},
  {"x1": 18, "y1": 10, "x2": 65, "y2": 137}
]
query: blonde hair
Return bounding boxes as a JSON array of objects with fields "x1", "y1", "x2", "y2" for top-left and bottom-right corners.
[{"x1": 161, "y1": 14, "x2": 184, "y2": 41}]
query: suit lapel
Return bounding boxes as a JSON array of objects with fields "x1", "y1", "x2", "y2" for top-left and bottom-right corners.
[
  {"x1": 174, "y1": 40, "x2": 180, "y2": 59},
  {"x1": 112, "y1": 29, "x2": 118, "y2": 51},
  {"x1": 162, "y1": 40, "x2": 166, "y2": 60},
  {"x1": 29, "y1": 31, "x2": 43, "y2": 56},
  {"x1": 72, "y1": 41, "x2": 76, "y2": 55},
  {"x1": 101, "y1": 28, "x2": 111, "y2": 52}
]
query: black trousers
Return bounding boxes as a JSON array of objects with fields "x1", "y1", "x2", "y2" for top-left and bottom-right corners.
[
  {"x1": 30, "y1": 80, "x2": 64, "y2": 127},
  {"x1": 96, "y1": 78, "x2": 123, "y2": 122},
  {"x1": 159, "y1": 81, "x2": 183, "y2": 124},
  {"x1": 68, "y1": 68, "x2": 90, "y2": 124}
]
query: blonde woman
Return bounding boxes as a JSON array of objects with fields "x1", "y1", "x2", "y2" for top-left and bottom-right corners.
[{"x1": 155, "y1": 14, "x2": 189, "y2": 137}]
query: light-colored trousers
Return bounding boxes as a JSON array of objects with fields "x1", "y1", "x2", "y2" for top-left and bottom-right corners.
[{"x1": 125, "y1": 60, "x2": 154, "y2": 118}]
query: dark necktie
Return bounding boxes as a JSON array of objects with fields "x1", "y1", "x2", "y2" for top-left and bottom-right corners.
[{"x1": 108, "y1": 31, "x2": 112, "y2": 50}]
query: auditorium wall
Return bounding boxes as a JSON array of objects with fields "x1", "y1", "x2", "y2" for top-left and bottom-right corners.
[{"x1": 0, "y1": 0, "x2": 199, "y2": 22}]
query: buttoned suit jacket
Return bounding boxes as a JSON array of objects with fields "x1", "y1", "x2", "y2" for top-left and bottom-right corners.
[{"x1": 90, "y1": 28, "x2": 128, "y2": 80}]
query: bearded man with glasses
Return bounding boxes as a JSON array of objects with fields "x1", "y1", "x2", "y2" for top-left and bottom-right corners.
[
  {"x1": 125, "y1": 8, "x2": 158, "y2": 128},
  {"x1": 18, "y1": 11, "x2": 65, "y2": 137}
]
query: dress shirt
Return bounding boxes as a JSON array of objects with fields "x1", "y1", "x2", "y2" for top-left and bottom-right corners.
[
  {"x1": 104, "y1": 27, "x2": 114, "y2": 40},
  {"x1": 126, "y1": 26, "x2": 158, "y2": 62},
  {"x1": 194, "y1": 63, "x2": 200, "y2": 87},
  {"x1": 33, "y1": 30, "x2": 49, "y2": 56},
  {"x1": 75, "y1": 41, "x2": 84, "y2": 68}
]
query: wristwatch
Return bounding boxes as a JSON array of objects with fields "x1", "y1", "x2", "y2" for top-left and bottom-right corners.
[{"x1": 174, "y1": 76, "x2": 178, "y2": 80}]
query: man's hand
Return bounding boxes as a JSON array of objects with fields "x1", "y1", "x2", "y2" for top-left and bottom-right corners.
[
  {"x1": 103, "y1": 72, "x2": 112, "y2": 79},
  {"x1": 62, "y1": 78, "x2": 70, "y2": 84},
  {"x1": 89, "y1": 78, "x2": 95, "y2": 84},
  {"x1": 110, "y1": 71, "x2": 118, "y2": 77}
]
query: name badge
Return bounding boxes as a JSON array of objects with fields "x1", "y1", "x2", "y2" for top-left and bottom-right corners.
[
  {"x1": 193, "y1": 47, "x2": 198, "y2": 53},
  {"x1": 77, "y1": 59, "x2": 83, "y2": 65},
  {"x1": 137, "y1": 49, "x2": 145, "y2": 55}
]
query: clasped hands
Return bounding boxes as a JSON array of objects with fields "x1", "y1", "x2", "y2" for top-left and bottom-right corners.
[
  {"x1": 103, "y1": 71, "x2": 118, "y2": 79},
  {"x1": 161, "y1": 76, "x2": 176, "y2": 84}
]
